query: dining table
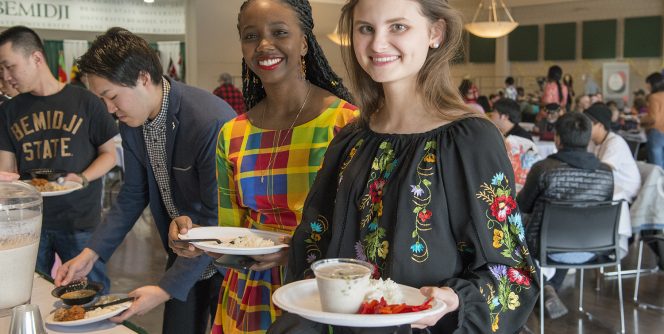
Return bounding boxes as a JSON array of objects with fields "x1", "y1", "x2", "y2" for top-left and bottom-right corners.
[{"x1": 0, "y1": 273, "x2": 145, "y2": 334}]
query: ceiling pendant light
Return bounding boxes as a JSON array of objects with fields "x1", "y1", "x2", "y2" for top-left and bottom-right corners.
[{"x1": 464, "y1": 0, "x2": 518, "y2": 38}]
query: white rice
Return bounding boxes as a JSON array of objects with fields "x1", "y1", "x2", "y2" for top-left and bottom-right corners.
[
  {"x1": 364, "y1": 278, "x2": 404, "y2": 304},
  {"x1": 210, "y1": 234, "x2": 275, "y2": 248}
]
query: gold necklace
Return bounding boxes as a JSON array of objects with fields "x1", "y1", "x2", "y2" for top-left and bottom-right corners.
[{"x1": 261, "y1": 82, "x2": 312, "y2": 183}]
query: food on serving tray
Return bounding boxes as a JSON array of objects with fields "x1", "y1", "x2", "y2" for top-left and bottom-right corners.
[
  {"x1": 53, "y1": 305, "x2": 85, "y2": 321},
  {"x1": 357, "y1": 278, "x2": 433, "y2": 314},
  {"x1": 60, "y1": 289, "x2": 97, "y2": 300},
  {"x1": 52, "y1": 295, "x2": 131, "y2": 322},
  {"x1": 204, "y1": 234, "x2": 276, "y2": 248},
  {"x1": 30, "y1": 178, "x2": 66, "y2": 192}
]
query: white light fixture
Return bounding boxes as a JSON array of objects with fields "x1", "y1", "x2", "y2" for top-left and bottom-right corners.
[
  {"x1": 144, "y1": 0, "x2": 154, "y2": 3},
  {"x1": 464, "y1": 0, "x2": 518, "y2": 38},
  {"x1": 327, "y1": 25, "x2": 349, "y2": 46}
]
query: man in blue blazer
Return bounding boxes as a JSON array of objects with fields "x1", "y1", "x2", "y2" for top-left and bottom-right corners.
[{"x1": 55, "y1": 28, "x2": 236, "y2": 334}]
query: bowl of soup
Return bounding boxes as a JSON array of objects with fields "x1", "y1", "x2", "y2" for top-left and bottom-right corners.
[{"x1": 51, "y1": 281, "x2": 104, "y2": 305}]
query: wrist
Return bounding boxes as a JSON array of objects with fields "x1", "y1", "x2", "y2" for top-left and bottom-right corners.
[
  {"x1": 82, "y1": 248, "x2": 100, "y2": 262},
  {"x1": 77, "y1": 173, "x2": 89, "y2": 188}
]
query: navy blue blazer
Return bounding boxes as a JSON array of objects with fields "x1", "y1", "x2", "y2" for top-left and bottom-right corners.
[{"x1": 87, "y1": 77, "x2": 236, "y2": 301}]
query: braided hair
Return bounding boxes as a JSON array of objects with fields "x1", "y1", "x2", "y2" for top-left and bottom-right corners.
[{"x1": 238, "y1": 0, "x2": 353, "y2": 109}]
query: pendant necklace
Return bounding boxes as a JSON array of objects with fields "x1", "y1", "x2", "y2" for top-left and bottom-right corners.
[{"x1": 261, "y1": 81, "x2": 312, "y2": 183}]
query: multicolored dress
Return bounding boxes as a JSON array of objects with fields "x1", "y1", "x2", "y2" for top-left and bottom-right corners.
[
  {"x1": 281, "y1": 117, "x2": 539, "y2": 333},
  {"x1": 211, "y1": 99, "x2": 358, "y2": 333}
]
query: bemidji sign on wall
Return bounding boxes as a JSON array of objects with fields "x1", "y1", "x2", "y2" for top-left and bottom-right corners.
[{"x1": 0, "y1": 0, "x2": 184, "y2": 34}]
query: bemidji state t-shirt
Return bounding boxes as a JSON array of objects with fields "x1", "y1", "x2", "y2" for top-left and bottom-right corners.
[{"x1": 0, "y1": 84, "x2": 118, "y2": 231}]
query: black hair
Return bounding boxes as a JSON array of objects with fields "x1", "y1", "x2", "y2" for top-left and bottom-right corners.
[
  {"x1": 238, "y1": 0, "x2": 353, "y2": 109},
  {"x1": 645, "y1": 72, "x2": 664, "y2": 93},
  {"x1": 547, "y1": 65, "x2": 564, "y2": 103},
  {"x1": 555, "y1": 112, "x2": 592, "y2": 149},
  {"x1": 0, "y1": 26, "x2": 46, "y2": 61},
  {"x1": 493, "y1": 98, "x2": 521, "y2": 123},
  {"x1": 505, "y1": 76, "x2": 514, "y2": 85},
  {"x1": 458, "y1": 79, "x2": 473, "y2": 96},
  {"x1": 77, "y1": 27, "x2": 162, "y2": 87},
  {"x1": 476, "y1": 95, "x2": 491, "y2": 113},
  {"x1": 516, "y1": 86, "x2": 525, "y2": 96}
]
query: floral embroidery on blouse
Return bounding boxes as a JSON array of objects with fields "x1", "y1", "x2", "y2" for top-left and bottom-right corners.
[
  {"x1": 357, "y1": 141, "x2": 398, "y2": 277},
  {"x1": 477, "y1": 173, "x2": 535, "y2": 332},
  {"x1": 338, "y1": 139, "x2": 364, "y2": 187},
  {"x1": 409, "y1": 140, "x2": 436, "y2": 262},
  {"x1": 304, "y1": 215, "x2": 329, "y2": 270}
]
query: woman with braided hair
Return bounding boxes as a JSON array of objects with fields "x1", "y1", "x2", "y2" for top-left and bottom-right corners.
[{"x1": 168, "y1": 0, "x2": 357, "y2": 332}]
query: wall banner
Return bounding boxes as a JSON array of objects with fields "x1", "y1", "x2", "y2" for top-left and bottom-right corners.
[{"x1": 0, "y1": 0, "x2": 184, "y2": 35}]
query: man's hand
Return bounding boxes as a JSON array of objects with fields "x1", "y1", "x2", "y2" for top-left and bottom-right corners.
[
  {"x1": 248, "y1": 236, "x2": 291, "y2": 271},
  {"x1": 54, "y1": 248, "x2": 100, "y2": 287},
  {"x1": 110, "y1": 286, "x2": 170, "y2": 323},
  {"x1": 168, "y1": 216, "x2": 203, "y2": 258},
  {"x1": 411, "y1": 286, "x2": 459, "y2": 329}
]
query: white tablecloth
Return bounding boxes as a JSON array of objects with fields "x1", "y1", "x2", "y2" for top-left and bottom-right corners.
[
  {"x1": 0, "y1": 274, "x2": 140, "y2": 334},
  {"x1": 533, "y1": 138, "x2": 557, "y2": 158}
]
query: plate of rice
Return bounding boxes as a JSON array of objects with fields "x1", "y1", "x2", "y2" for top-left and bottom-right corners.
[
  {"x1": 179, "y1": 226, "x2": 290, "y2": 255},
  {"x1": 272, "y1": 278, "x2": 447, "y2": 327},
  {"x1": 27, "y1": 179, "x2": 82, "y2": 197},
  {"x1": 45, "y1": 294, "x2": 132, "y2": 327}
]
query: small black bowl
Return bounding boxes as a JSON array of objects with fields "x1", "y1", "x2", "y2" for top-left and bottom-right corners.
[
  {"x1": 51, "y1": 281, "x2": 104, "y2": 306},
  {"x1": 25, "y1": 168, "x2": 68, "y2": 182}
]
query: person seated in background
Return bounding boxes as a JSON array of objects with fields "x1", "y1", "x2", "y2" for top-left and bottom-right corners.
[
  {"x1": 458, "y1": 78, "x2": 484, "y2": 113},
  {"x1": 575, "y1": 94, "x2": 591, "y2": 112},
  {"x1": 517, "y1": 112, "x2": 614, "y2": 320},
  {"x1": 489, "y1": 98, "x2": 533, "y2": 141},
  {"x1": 213, "y1": 72, "x2": 246, "y2": 115},
  {"x1": 0, "y1": 70, "x2": 18, "y2": 104},
  {"x1": 476, "y1": 95, "x2": 491, "y2": 113},
  {"x1": 606, "y1": 101, "x2": 622, "y2": 131},
  {"x1": 488, "y1": 98, "x2": 542, "y2": 193},
  {"x1": 586, "y1": 103, "x2": 642, "y2": 202},
  {"x1": 534, "y1": 103, "x2": 562, "y2": 141}
]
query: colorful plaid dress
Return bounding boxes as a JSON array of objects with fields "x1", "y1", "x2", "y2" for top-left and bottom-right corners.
[{"x1": 211, "y1": 99, "x2": 357, "y2": 333}]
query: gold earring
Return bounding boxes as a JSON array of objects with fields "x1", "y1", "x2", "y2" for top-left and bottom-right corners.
[{"x1": 301, "y1": 57, "x2": 307, "y2": 78}]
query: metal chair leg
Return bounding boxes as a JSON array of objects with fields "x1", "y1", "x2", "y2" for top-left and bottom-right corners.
[
  {"x1": 540, "y1": 269, "x2": 545, "y2": 334},
  {"x1": 617, "y1": 263, "x2": 626, "y2": 334},
  {"x1": 579, "y1": 269, "x2": 584, "y2": 312},
  {"x1": 634, "y1": 240, "x2": 644, "y2": 302}
]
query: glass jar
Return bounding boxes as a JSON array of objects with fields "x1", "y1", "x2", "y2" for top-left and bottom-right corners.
[{"x1": 0, "y1": 181, "x2": 42, "y2": 317}]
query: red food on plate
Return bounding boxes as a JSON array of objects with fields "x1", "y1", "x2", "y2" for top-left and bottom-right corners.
[{"x1": 357, "y1": 297, "x2": 433, "y2": 314}]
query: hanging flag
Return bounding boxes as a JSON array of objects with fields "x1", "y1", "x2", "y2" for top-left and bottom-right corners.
[
  {"x1": 70, "y1": 57, "x2": 79, "y2": 82},
  {"x1": 177, "y1": 54, "x2": 184, "y2": 82},
  {"x1": 167, "y1": 57, "x2": 179, "y2": 81},
  {"x1": 57, "y1": 51, "x2": 67, "y2": 83}
]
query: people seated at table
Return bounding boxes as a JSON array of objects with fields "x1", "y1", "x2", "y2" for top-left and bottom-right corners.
[
  {"x1": 643, "y1": 72, "x2": 664, "y2": 169},
  {"x1": 607, "y1": 101, "x2": 622, "y2": 132},
  {"x1": 575, "y1": 94, "x2": 591, "y2": 113},
  {"x1": 488, "y1": 99, "x2": 542, "y2": 193},
  {"x1": 586, "y1": 104, "x2": 642, "y2": 202},
  {"x1": 517, "y1": 112, "x2": 614, "y2": 319},
  {"x1": 213, "y1": 72, "x2": 246, "y2": 115},
  {"x1": 534, "y1": 103, "x2": 562, "y2": 141}
]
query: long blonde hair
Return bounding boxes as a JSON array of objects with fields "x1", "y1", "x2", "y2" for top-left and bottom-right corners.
[{"x1": 339, "y1": 0, "x2": 480, "y2": 125}]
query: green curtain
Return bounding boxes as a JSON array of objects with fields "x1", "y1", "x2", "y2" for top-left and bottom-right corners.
[
  {"x1": 43, "y1": 40, "x2": 63, "y2": 78},
  {"x1": 179, "y1": 42, "x2": 186, "y2": 82}
]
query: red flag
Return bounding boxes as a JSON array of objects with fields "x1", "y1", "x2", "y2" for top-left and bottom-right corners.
[
  {"x1": 167, "y1": 58, "x2": 179, "y2": 81},
  {"x1": 57, "y1": 51, "x2": 67, "y2": 83}
]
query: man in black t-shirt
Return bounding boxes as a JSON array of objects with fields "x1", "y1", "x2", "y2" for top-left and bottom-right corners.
[{"x1": 0, "y1": 26, "x2": 118, "y2": 290}]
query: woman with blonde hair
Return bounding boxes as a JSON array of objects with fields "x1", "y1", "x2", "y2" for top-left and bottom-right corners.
[{"x1": 271, "y1": 0, "x2": 538, "y2": 332}]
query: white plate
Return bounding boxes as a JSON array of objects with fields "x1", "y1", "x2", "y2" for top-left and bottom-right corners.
[
  {"x1": 179, "y1": 226, "x2": 290, "y2": 255},
  {"x1": 45, "y1": 295, "x2": 132, "y2": 327},
  {"x1": 39, "y1": 181, "x2": 83, "y2": 197},
  {"x1": 272, "y1": 279, "x2": 446, "y2": 328}
]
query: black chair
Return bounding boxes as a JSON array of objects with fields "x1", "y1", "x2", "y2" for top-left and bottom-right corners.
[
  {"x1": 633, "y1": 234, "x2": 664, "y2": 311},
  {"x1": 538, "y1": 200, "x2": 625, "y2": 334},
  {"x1": 625, "y1": 139, "x2": 641, "y2": 159}
]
